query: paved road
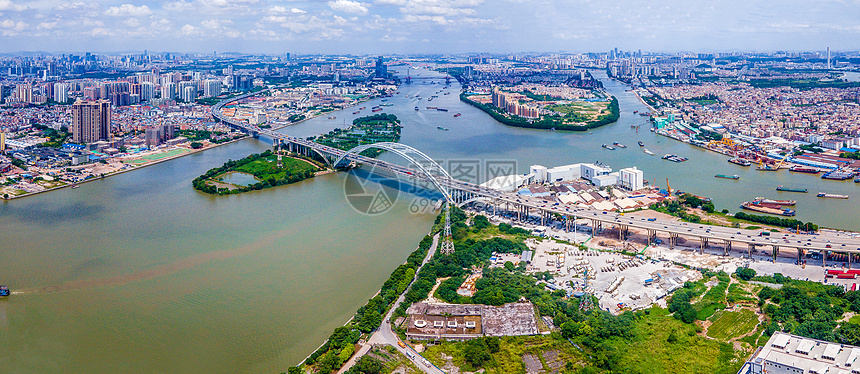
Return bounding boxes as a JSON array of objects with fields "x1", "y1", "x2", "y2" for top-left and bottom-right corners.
[{"x1": 338, "y1": 234, "x2": 444, "y2": 374}]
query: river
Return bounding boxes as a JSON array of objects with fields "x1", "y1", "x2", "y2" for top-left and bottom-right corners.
[{"x1": 1, "y1": 66, "x2": 858, "y2": 373}]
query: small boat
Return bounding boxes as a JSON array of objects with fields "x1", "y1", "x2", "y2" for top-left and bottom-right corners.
[
  {"x1": 353, "y1": 111, "x2": 360, "y2": 114},
  {"x1": 372, "y1": 108, "x2": 382, "y2": 112},
  {"x1": 822, "y1": 170, "x2": 854, "y2": 180},
  {"x1": 790, "y1": 166, "x2": 820, "y2": 174},
  {"x1": 633, "y1": 110, "x2": 638, "y2": 114},
  {"x1": 612, "y1": 142, "x2": 627, "y2": 148},
  {"x1": 0, "y1": 285, "x2": 8, "y2": 297},
  {"x1": 643, "y1": 149, "x2": 655, "y2": 155},
  {"x1": 662, "y1": 154, "x2": 687, "y2": 162},
  {"x1": 437, "y1": 126, "x2": 449, "y2": 131},
  {"x1": 414, "y1": 106, "x2": 419, "y2": 111},
  {"x1": 426, "y1": 106, "x2": 437, "y2": 110},
  {"x1": 818, "y1": 192, "x2": 849, "y2": 199},
  {"x1": 602, "y1": 144, "x2": 615, "y2": 150},
  {"x1": 776, "y1": 185, "x2": 808, "y2": 193},
  {"x1": 453, "y1": 113, "x2": 461, "y2": 117},
  {"x1": 71, "y1": 184, "x2": 80, "y2": 189},
  {"x1": 754, "y1": 198, "x2": 796, "y2": 206},
  {"x1": 328, "y1": 116, "x2": 336, "y2": 119},
  {"x1": 855, "y1": 178, "x2": 860, "y2": 183},
  {"x1": 359, "y1": 107, "x2": 366, "y2": 110},
  {"x1": 637, "y1": 141, "x2": 644, "y2": 147},
  {"x1": 715, "y1": 174, "x2": 740, "y2": 180},
  {"x1": 728, "y1": 157, "x2": 752, "y2": 167},
  {"x1": 741, "y1": 202, "x2": 796, "y2": 216},
  {"x1": 436, "y1": 108, "x2": 448, "y2": 112}
]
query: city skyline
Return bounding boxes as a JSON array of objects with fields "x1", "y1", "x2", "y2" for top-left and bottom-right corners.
[{"x1": 1, "y1": 0, "x2": 859, "y2": 54}]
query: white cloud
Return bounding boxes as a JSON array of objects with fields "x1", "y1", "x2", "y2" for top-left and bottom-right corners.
[
  {"x1": 201, "y1": 19, "x2": 233, "y2": 29},
  {"x1": 0, "y1": 0, "x2": 26, "y2": 12},
  {"x1": 399, "y1": 0, "x2": 483, "y2": 16},
  {"x1": 271, "y1": 6, "x2": 306, "y2": 14},
  {"x1": 375, "y1": 0, "x2": 407, "y2": 5},
  {"x1": 329, "y1": 0, "x2": 369, "y2": 15},
  {"x1": 37, "y1": 21, "x2": 57, "y2": 29},
  {"x1": 123, "y1": 18, "x2": 140, "y2": 27},
  {"x1": 104, "y1": 4, "x2": 153, "y2": 17},
  {"x1": 180, "y1": 24, "x2": 201, "y2": 36}
]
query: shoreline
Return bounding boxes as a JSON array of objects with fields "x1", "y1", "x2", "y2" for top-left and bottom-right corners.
[{"x1": 2, "y1": 136, "x2": 249, "y2": 201}]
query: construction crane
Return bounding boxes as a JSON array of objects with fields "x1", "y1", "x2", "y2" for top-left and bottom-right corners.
[{"x1": 666, "y1": 178, "x2": 672, "y2": 195}]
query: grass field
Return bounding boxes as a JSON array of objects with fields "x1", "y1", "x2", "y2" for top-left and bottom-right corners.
[
  {"x1": 707, "y1": 309, "x2": 760, "y2": 341},
  {"x1": 126, "y1": 148, "x2": 190, "y2": 164},
  {"x1": 423, "y1": 335, "x2": 582, "y2": 374},
  {"x1": 607, "y1": 309, "x2": 745, "y2": 374},
  {"x1": 233, "y1": 155, "x2": 317, "y2": 180}
]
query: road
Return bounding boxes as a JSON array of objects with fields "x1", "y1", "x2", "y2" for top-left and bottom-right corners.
[{"x1": 338, "y1": 234, "x2": 445, "y2": 374}]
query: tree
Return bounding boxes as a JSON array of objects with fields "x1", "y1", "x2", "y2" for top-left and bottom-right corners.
[
  {"x1": 462, "y1": 338, "x2": 491, "y2": 368},
  {"x1": 287, "y1": 367, "x2": 302, "y2": 374},
  {"x1": 736, "y1": 267, "x2": 756, "y2": 281},
  {"x1": 190, "y1": 141, "x2": 203, "y2": 149}
]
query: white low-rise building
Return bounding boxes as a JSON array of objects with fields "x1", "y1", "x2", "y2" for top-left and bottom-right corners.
[
  {"x1": 619, "y1": 167, "x2": 644, "y2": 191},
  {"x1": 739, "y1": 332, "x2": 860, "y2": 374}
]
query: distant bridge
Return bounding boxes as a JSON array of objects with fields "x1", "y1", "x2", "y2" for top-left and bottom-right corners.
[{"x1": 211, "y1": 92, "x2": 860, "y2": 267}]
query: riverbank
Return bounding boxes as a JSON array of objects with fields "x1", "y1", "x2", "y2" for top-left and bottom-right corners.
[{"x1": 1, "y1": 135, "x2": 248, "y2": 200}]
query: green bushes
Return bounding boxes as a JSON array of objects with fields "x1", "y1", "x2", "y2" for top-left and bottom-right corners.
[{"x1": 733, "y1": 211, "x2": 818, "y2": 232}]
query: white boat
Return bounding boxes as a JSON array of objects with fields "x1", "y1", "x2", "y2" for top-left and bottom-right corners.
[{"x1": 643, "y1": 149, "x2": 655, "y2": 155}]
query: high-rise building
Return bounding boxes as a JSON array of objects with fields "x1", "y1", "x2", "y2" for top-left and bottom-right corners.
[
  {"x1": 161, "y1": 83, "x2": 176, "y2": 99},
  {"x1": 180, "y1": 86, "x2": 196, "y2": 103},
  {"x1": 374, "y1": 56, "x2": 387, "y2": 79},
  {"x1": 71, "y1": 99, "x2": 111, "y2": 144},
  {"x1": 54, "y1": 83, "x2": 69, "y2": 103},
  {"x1": 0, "y1": 132, "x2": 5, "y2": 153},
  {"x1": 16, "y1": 83, "x2": 33, "y2": 104},
  {"x1": 203, "y1": 79, "x2": 222, "y2": 98},
  {"x1": 140, "y1": 82, "x2": 155, "y2": 102}
]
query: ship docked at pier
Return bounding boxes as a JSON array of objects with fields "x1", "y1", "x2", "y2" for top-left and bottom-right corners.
[
  {"x1": 790, "y1": 165, "x2": 820, "y2": 174},
  {"x1": 741, "y1": 201, "x2": 796, "y2": 216},
  {"x1": 822, "y1": 170, "x2": 855, "y2": 180},
  {"x1": 728, "y1": 157, "x2": 751, "y2": 166}
]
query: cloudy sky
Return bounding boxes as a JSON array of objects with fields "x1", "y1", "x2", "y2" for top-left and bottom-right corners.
[{"x1": 0, "y1": 0, "x2": 857, "y2": 54}]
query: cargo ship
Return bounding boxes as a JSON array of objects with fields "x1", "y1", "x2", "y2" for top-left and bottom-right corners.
[
  {"x1": 453, "y1": 113, "x2": 461, "y2": 117},
  {"x1": 602, "y1": 144, "x2": 616, "y2": 150},
  {"x1": 426, "y1": 106, "x2": 437, "y2": 110},
  {"x1": 353, "y1": 111, "x2": 360, "y2": 114},
  {"x1": 613, "y1": 142, "x2": 627, "y2": 148},
  {"x1": 822, "y1": 170, "x2": 854, "y2": 180},
  {"x1": 372, "y1": 108, "x2": 383, "y2": 112},
  {"x1": 662, "y1": 154, "x2": 688, "y2": 162},
  {"x1": 776, "y1": 185, "x2": 808, "y2": 193},
  {"x1": 818, "y1": 192, "x2": 849, "y2": 199},
  {"x1": 790, "y1": 166, "x2": 820, "y2": 174},
  {"x1": 437, "y1": 126, "x2": 449, "y2": 131},
  {"x1": 643, "y1": 148, "x2": 655, "y2": 155},
  {"x1": 715, "y1": 174, "x2": 740, "y2": 180},
  {"x1": 436, "y1": 108, "x2": 448, "y2": 112},
  {"x1": 754, "y1": 198, "x2": 796, "y2": 206},
  {"x1": 741, "y1": 202, "x2": 796, "y2": 216},
  {"x1": 728, "y1": 157, "x2": 751, "y2": 166}
]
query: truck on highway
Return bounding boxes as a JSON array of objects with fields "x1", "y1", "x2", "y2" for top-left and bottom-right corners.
[{"x1": 397, "y1": 340, "x2": 406, "y2": 348}]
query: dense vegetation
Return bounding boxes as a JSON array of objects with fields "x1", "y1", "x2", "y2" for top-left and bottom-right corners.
[
  {"x1": 460, "y1": 92, "x2": 619, "y2": 131},
  {"x1": 191, "y1": 150, "x2": 318, "y2": 195},
  {"x1": 312, "y1": 114, "x2": 401, "y2": 159},
  {"x1": 33, "y1": 123, "x2": 70, "y2": 148},
  {"x1": 733, "y1": 211, "x2": 818, "y2": 232},
  {"x1": 176, "y1": 129, "x2": 244, "y2": 144}
]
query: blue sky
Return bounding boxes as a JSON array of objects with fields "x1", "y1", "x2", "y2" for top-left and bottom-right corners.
[{"x1": 0, "y1": 0, "x2": 857, "y2": 53}]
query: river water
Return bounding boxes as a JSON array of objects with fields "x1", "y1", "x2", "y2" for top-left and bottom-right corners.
[{"x1": 1, "y1": 66, "x2": 859, "y2": 373}]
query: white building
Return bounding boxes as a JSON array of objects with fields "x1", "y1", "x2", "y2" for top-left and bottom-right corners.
[
  {"x1": 53, "y1": 83, "x2": 69, "y2": 103},
  {"x1": 180, "y1": 86, "x2": 196, "y2": 103},
  {"x1": 739, "y1": 332, "x2": 860, "y2": 374},
  {"x1": 203, "y1": 79, "x2": 222, "y2": 98},
  {"x1": 161, "y1": 83, "x2": 176, "y2": 99},
  {"x1": 530, "y1": 163, "x2": 611, "y2": 184},
  {"x1": 618, "y1": 167, "x2": 644, "y2": 191},
  {"x1": 140, "y1": 82, "x2": 155, "y2": 102}
]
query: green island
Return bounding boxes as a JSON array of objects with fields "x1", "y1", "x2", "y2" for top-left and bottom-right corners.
[
  {"x1": 191, "y1": 150, "x2": 321, "y2": 195},
  {"x1": 460, "y1": 92, "x2": 619, "y2": 131},
  {"x1": 310, "y1": 113, "x2": 402, "y2": 160},
  {"x1": 192, "y1": 114, "x2": 402, "y2": 195}
]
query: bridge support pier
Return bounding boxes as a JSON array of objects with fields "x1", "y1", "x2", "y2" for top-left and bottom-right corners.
[
  {"x1": 748, "y1": 243, "x2": 755, "y2": 259},
  {"x1": 723, "y1": 240, "x2": 731, "y2": 256},
  {"x1": 823, "y1": 250, "x2": 828, "y2": 268},
  {"x1": 798, "y1": 248, "x2": 803, "y2": 265},
  {"x1": 772, "y1": 246, "x2": 779, "y2": 262},
  {"x1": 699, "y1": 237, "x2": 709, "y2": 254},
  {"x1": 668, "y1": 233, "x2": 678, "y2": 249},
  {"x1": 647, "y1": 229, "x2": 657, "y2": 245}
]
